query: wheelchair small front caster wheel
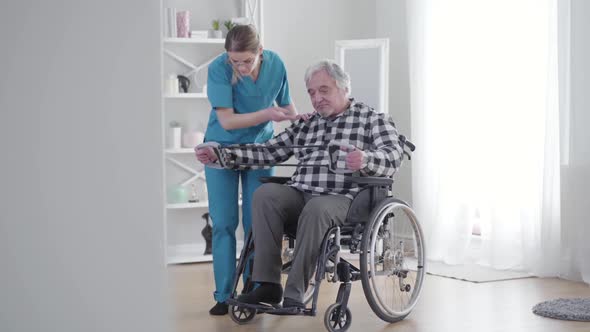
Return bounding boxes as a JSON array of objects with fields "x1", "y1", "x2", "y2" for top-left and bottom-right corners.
[
  {"x1": 324, "y1": 303, "x2": 352, "y2": 332},
  {"x1": 229, "y1": 305, "x2": 256, "y2": 325}
]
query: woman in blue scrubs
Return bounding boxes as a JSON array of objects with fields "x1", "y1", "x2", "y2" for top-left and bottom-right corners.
[{"x1": 203, "y1": 24, "x2": 298, "y2": 315}]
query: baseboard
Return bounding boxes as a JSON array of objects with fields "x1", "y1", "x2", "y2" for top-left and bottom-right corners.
[{"x1": 167, "y1": 241, "x2": 243, "y2": 264}]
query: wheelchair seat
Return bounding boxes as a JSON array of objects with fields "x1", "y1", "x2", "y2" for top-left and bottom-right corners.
[{"x1": 260, "y1": 175, "x2": 392, "y2": 226}]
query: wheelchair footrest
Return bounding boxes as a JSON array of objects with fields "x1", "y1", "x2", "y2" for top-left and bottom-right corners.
[
  {"x1": 227, "y1": 298, "x2": 279, "y2": 310},
  {"x1": 266, "y1": 307, "x2": 304, "y2": 316},
  {"x1": 227, "y1": 298, "x2": 313, "y2": 316}
]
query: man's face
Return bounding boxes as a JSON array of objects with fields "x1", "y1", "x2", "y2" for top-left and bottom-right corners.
[{"x1": 306, "y1": 70, "x2": 349, "y2": 118}]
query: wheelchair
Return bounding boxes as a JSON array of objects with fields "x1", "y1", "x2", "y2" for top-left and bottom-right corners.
[{"x1": 201, "y1": 137, "x2": 425, "y2": 332}]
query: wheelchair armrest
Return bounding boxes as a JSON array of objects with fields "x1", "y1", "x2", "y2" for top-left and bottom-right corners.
[
  {"x1": 344, "y1": 176, "x2": 393, "y2": 187},
  {"x1": 260, "y1": 176, "x2": 291, "y2": 185}
]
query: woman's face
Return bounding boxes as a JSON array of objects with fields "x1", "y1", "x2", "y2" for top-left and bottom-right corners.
[{"x1": 227, "y1": 50, "x2": 261, "y2": 76}]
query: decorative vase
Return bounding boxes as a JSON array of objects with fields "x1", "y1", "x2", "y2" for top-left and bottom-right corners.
[
  {"x1": 166, "y1": 75, "x2": 179, "y2": 95},
  {"x1": 210, "y1": 30, "x2": 222, "y2": 39},
  {"x1": 171, "y1": 127, "x2": 182, "y2": 149},
  {"x1": 182, "y1": 131, "x2": 204, "y2": 148},
  {"x1": 168, "y1": 185, "x2": 188, "y2": 204},
  {"x1": 176, "y1": 11, "x2": 190, "y2": 38}
]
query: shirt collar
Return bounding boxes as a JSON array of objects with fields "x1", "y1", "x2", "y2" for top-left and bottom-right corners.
[{"x1": 322, "y1": 98, "x2": 355, "y2": 121}]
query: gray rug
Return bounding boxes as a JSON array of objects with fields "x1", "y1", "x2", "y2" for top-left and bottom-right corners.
[{"x1": 532, "y1": 298, "x2": 590, "y2": 321}]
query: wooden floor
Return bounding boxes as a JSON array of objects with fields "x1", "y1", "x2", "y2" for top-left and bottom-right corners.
[{"x1": 168, "y1": 262, "x2": 590, "y2": 332}]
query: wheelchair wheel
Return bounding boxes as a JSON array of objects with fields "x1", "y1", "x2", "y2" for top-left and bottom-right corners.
[
  {"x1": 360, "y1": 198, "x2": 426, "y2": 323},
  {"x1": 229, "y1": 304, "x2": 256, "y2": 325},
  {"x1": 323, "y1": 303, "x2": 352, "y2": 332}
]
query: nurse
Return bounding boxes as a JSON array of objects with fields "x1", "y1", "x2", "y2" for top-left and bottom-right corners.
[{"x1": 202, "y1": 24, "x2": 298, "y2": 315}]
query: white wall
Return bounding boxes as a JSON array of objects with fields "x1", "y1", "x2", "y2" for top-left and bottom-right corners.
[
  {"x1": 263, "y1": 0, "x2": 377, "y2": 112},
  {"x1": 561, "y1": 0, "x2": 590, "y2": 282},
  {"x1": 0, "y1": 1, "x2": 170, "y2": 332}
]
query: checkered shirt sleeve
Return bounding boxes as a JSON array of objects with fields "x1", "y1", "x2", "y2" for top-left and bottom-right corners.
[
  {"x1": 221, "y1": 125, "x2": 298, "y2": 169},
  {"x1": 361, "y1": 111, "x2": 403, "y2": 177}
]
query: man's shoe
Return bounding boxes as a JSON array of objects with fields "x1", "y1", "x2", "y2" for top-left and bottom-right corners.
[
  {"x1": 282, "y1": 297, "x2": 305, "y2": 309},
  {"x1": 209, "y1": 302, "x2": 228, "y2": 315},
  {"x1": 237, "y1": 282, "x2": 283, "y2": 305}
]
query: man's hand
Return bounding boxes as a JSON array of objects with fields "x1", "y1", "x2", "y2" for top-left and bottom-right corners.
[
  {"x1": 195, "y1": 147, "x2": 218, "y2": 165},
  {"x1": 345, "y1": 148, "x2": 367, "y2": 171},
  {"x1": 264, "y1": 106, "x2": 298, "y2": 122}
]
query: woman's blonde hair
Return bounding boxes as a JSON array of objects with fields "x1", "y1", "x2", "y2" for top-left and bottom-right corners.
[{"x1": 224, "y1": 24, "x2": 261, "y2": 85}]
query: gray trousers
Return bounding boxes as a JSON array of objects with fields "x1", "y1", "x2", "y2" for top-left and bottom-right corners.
[{"x1": 251, "y1": 183, "x2": 351, "y2": 302}]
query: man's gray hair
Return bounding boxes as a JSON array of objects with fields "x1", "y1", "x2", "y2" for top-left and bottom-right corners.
[{"x1": 304, "y1": 60, "x2": 351, "y2": 93}]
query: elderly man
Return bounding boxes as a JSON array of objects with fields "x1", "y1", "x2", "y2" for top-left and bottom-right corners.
[{"x1": 196, "y1": 59, "x2": 403, "y2": 309}]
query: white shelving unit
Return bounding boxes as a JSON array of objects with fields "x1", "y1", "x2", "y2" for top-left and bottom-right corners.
[
  {"x1": 161, "y1": 0, "x2": 263, "y2": 265},
  {"x1": 164, "y1": 92, "x2": 207, "y2": 99},
  {"x1": 164, "y1": 37, "x2": 225, "y2": 44},
  {"x1": 167, "y1": 200, "x2": 242, "y2": 209},
  {"x1": 165, "y1": 148, "x2": 195, "y2": 154},
  {"x1": 167, "y1": 201, "x2": 209, "y2": 209},
  {"x1": 167, "y1": 241, "x2": 244, "y2": 264}
]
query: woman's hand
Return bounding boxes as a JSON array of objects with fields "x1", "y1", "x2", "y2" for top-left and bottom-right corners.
[
  {"x1": 295, "y1": 112, "x2": 315, "y2": 122},
  {"x1": 195, "y1": 147, "x2": 218, "y2": 164},
  {"x1": 264, "y1": 106, "x2": 298, "y2": 122}
]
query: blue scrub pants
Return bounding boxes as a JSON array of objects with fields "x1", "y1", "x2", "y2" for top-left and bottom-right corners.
[{"x1": 205, "y1": 166, "x2": 273, "y2": 303}]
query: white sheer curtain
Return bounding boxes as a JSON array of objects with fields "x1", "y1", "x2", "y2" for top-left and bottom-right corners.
[
  {"x1": 407, "y1": 0, "x2": 562, "y2": 275},
  {"x1": 560, "y1": 0, "x2": 590, "y2": 284}
]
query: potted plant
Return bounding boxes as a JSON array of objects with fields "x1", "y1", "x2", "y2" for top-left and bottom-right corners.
[
  {"x1": 223, "y1": 20, "x2": 236, "y2": 33},
  {"x1": 210, "y1": 19, "x2": 222, "y2": 39}
]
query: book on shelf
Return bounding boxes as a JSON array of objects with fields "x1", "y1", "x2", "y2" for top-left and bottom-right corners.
[
  {"x1": 165, "y1": 8, "x2": 177, "y2": 38},
  {"x1": 190, "y1": 30, "x2": 209, "y2": 39}
]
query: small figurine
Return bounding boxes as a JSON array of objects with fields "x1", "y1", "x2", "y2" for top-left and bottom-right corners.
[
  {"x1": 201, "y1": 212, "x2": 213, "y2": 255},
  {"x1": 177, "y1": 75, "x2": 190, "y2": 93}
]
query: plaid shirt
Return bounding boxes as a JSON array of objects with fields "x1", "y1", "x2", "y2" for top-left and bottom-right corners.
[{"x1": 221, "y1": 99, "x2": 403, "y2": 199}]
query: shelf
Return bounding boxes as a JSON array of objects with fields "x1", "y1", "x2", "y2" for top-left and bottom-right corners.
[
  {"x1": 164, "y1": 37, "x2": 224, "y2": 44},
  {"x1": 166, "y1": 200, "x2": 242, "y2": 210},
  {"x1": 165, "y1": 148, "x2": 195, "y2": 154},
  {"x1": 164, "y1": 93, "x2": 207, "y2": 99},
  {"x1": 167, "y1": 201, "x2": 209, "y2": 209}
]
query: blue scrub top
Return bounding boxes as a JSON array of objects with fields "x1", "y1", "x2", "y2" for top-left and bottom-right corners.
[{"x1": 205, "y1": 49, "x2": 292, "y2": 144}]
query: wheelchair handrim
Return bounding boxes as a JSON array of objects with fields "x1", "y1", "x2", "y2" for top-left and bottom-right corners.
[{"x1": 367, "y1": 200, "x2": 426, "y2": 318}]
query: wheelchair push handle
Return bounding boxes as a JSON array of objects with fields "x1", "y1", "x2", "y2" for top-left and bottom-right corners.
[
  {"x1": 398, "y1": 135, "x2": 415, "y2": 160},
  {"x1": 195, "y1": 142, "x2": 226, "y2": 169},
  {"x1": 398, "y1": 135, "x2": 415, "y2": 152}
]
